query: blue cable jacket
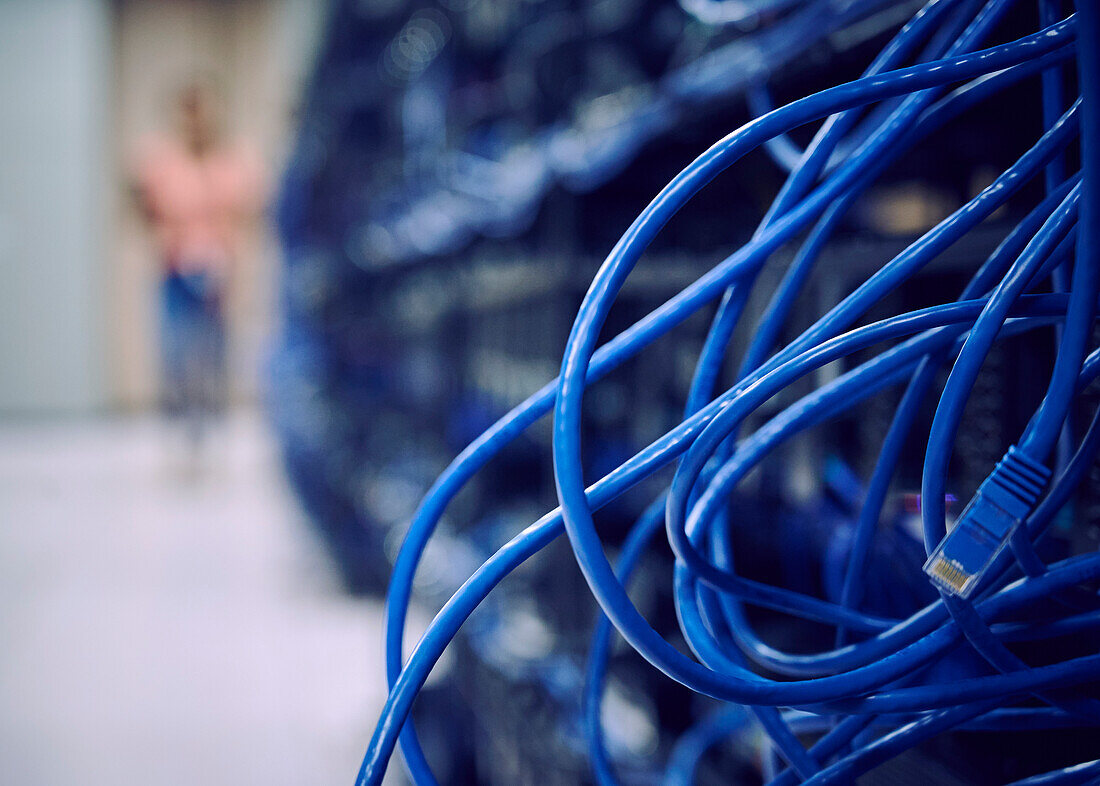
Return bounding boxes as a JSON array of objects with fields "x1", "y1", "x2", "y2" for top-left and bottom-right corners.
[{"x1": 356, "y1": 10, "x2": 1100, "y2": 785}]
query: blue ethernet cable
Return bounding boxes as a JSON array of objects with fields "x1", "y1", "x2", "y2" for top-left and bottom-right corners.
[
  {"x1": 672, "y1": 317, "x2": 1081, "y2": 653},
  {"x1": 369, "y1": 301, "x2": 1029, "y2": 773},
  {"x1": 1038, "y1": 0, "x2": 1078, "y2": 480},
  {"x1": 718, "y1": 353, "x2": 1100, "y2": 683},
  {"x1": 801, "y1": 698, "x2": 1006, "y2": 784},
  {"x1": 919, "y1": 173, "x2": 1085, "y2": 576},
  {"x1": 918, "y1": 184, "x2": 1080, "y2": 597},
  {"x1": 662, "y1": 104, "x2": 1078, "y2": 612},
  {"x1": 583, "y1": 497, "x2": 668, "y2": 786},
  {"x1": 912, "y1": 0, "x2": 1100, "y2": 745},
  {"x1": 1024, "y1": 2, "x2": 1100, "y2": 463},
  {"x1": 358, "y1": 9, "x2": 1100, "y2": 785},
  {"x1": 584, "y1": 306, "x2": 1100, "y2": 783},
  {"x1": 368, "y1": 431, "x2": 1100, "y2": 780},
  {"x1": 679, "y1": 63, "x2": 1081, "y2": 506},
  {"x1": 739, "y1": 43, "x2": 1078, "y2": 384},
  {"x1": 363, "y1": 422, "x2": 1100, "y2": 784},
  {"x1": 922, "y1": 3, "x2": 1099, "y2": 598},
  {"x1": 642, "y1": 303, "x2": 1095, "y2": 773},
  {"x1": 369, "y1": 95, "x2": 1082, "y2": 786},
  {"x1": 662, "y1": 707, "x2": 750, "y2": 786},
  {"x1": 672, "y1": 2, "x2": 993, "y2": 750},
  {"x1": 361, "y1": 297, "x2": 1095, "y2": 784},
  {"x1": 1008, "y1": 760, "x2": 1100, "y2": 785},
  {"x1": 687, "y1": 0, "x2": 984, "y2": 450},
  {"x1": 555, "y1": 23, "x2": 1079, "y2": 620},
  {"x1": 917, "y1": 181, "x2": 1080, "y2": 590},
  {"x1": 699, "y1": 356, "x2": 1100, "y2": 681},
  {"x1": 918, "y1": 0, "x2": 1097, "y2": 611},
  {"x1": 584, "y1": 496, "x2": 816, "y2": 784},
  {"x1": 746, "y1": 83, "x2": 810, "y2": 173},
  {"x1": 688, "y1": 394, "x2": 1100, "y2": 784},
  {"x1": 372, "y1": 24, "x2": 1079, "y2": 784},
  {"x1": 687, "y1": 33, "x2": 1082, "y2": 712},
  {"x1": 1041, "y1": 0, "x2": 1069, "y2": 194},
  {"x1": 657, "y1": 110, "x2": 1081, "y2": 665},
  {"x1": 695, "y1": 4, "x2": 1091, "y2": 743},
  {"x1": 691, "y1": 0, "x2": 991, "y2": 411},
  {"x1": 833, "y1": 174, "x2": 1080, "y2": 645},
  {"x1": 828, "y1": 213, "x2": 1078, "y2": 628}
]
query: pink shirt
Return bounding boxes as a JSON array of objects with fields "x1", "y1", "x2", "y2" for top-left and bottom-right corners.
[{"x1": 135, "y1": 137, "x2": 264, "y2": 276}]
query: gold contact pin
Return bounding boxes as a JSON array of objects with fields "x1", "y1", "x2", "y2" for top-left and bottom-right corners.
[{"x1": 928, "y1": 557, "x2": 970, "y2": 595}]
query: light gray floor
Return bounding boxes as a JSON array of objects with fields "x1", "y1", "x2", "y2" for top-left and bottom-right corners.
[{"x1": 0, "y1": 412, "x2": 397, "y2": 785}]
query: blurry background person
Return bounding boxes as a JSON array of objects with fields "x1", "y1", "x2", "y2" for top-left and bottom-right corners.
[
  {"x1": 0, "y1": 5, "x2": 398, "y2": 785},
  {"x1": 132, "y1": 82, "x2": 265, "y2": 466}
]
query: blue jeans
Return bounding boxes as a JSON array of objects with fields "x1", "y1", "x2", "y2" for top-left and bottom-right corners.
[{"x1": 161, "y1": 271, "x2": 226, "y2": 421}]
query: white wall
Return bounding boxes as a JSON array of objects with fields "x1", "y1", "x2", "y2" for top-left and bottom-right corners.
[{"x1": 0, "y1": 0, "x2": 112, "y2": 413}]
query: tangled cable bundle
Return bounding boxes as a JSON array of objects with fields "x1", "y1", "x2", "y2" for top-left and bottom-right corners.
[{"x1": 358, "y1": 1, "x2": 1100, "y2": 783}]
